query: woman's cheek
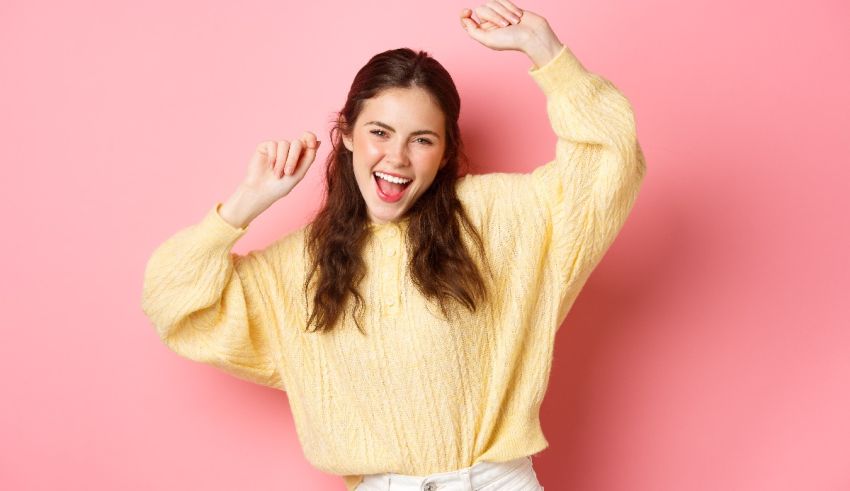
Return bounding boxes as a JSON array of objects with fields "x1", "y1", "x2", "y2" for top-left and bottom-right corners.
[{"x1": 363, "y1": 141, "x2": 384, "y2": 159}]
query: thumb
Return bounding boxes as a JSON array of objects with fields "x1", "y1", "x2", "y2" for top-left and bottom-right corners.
[
  {"x1": 461, "y1": 17, "x2": 484, "y2": 42},
  {"x1": 459, "y1": 9, "x2": 485, "y2": 41}
]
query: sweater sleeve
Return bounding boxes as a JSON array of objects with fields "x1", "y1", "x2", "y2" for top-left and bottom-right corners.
[
  {"x1": 141, "y1": 202, "x2": 285, "y2": 391},
  {"x1": 458, "y1": 45, "x2": 646, "y2": 320},
  {"x1": 528, "y1": 44, "x2": 647, "y2": 304}
]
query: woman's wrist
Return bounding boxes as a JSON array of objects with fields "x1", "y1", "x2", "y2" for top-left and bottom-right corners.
[
  {"x1": 523, "y1": 36, "x2": 564, "y2": 70},
  {"x1": 219, "y1": 186, "x2": 268, "y2": 229}
]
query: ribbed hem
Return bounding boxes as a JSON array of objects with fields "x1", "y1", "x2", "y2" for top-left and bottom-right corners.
[{"x1": 527, "y1": 44, "x2": 589, "y2": 95}]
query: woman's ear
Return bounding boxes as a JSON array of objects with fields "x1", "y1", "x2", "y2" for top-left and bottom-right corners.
[{"x1": 340, "y1": 116, "x2": 354, "y2": 152}]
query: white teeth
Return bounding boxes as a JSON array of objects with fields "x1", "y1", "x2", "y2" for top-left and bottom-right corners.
[{"x1": 374, "y1": 171, "x2": 412, "y2": 184}]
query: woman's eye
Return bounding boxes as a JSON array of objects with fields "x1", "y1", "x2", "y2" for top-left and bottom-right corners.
[{"x1": 369, "y1": 129, "x2": 432, "y2": 146}]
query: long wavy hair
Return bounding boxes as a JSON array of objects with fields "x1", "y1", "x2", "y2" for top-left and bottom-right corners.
[{"x1": 303, "y1": 47, "x2": 490, "y2": 334}]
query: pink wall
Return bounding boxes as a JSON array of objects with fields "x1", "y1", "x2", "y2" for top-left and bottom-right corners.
[{"x1": 2, "y1": 0, "x2": 848, "y2": 489}]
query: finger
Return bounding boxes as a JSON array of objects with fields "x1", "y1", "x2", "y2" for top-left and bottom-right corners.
[
  {"x1": 257, "y1": 141, "x2": 271, "y2": 162},
  {"x1": 292, "y1": 138, "x2": 318, "y2": 179},
  {"x1": 461, "y1": 7, "x2": 498, "y2": 30},
  {"x1": 480, "y1": 19, "x2": 501, "y2": 31},
  {"x1": 460, "y1": 8, "x2": 485, "y2": 38},
  {"x1": 475, "y1": 5, "x2": 511, "y2": 27},
  {"x1": 303, "y1": 130, "x2": 318, "y2": 149},
  {"x1": 487, "y1": 0, "x2": 520, "y2": 24},
  {"x1": 494, "y1": 0, "x2": 523, "y2": 19},
  {"x1": 264, "y1": 141, "x2": 277, "y2": 169},
  {"x1": 460, "y1": 17, "x2": 485, "y2": 41},
  {"x1": 273, "y1": 140, "x2": 288, "y2": 177},
  {"x1": 283, "y1": 138, "x2": 303, "y2": 176},
  {"x1": 271, "y1": 141, "x2": 286, "y2": 177},
  {"x1": 459, "y1": 8, "x2": 477, "y2": 28}
]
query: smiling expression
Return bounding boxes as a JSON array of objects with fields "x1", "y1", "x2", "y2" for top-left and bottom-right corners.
[{"x1": 342, "y1": 86, "x2": 447, "y2": 225}]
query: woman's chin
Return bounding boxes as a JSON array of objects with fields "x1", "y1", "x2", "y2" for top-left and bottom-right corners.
[{"x1": 368, "y1": 206, "x2": 405, "y2": 225}]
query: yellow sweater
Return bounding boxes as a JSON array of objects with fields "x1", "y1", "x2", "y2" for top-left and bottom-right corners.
[{"x1": 141, "y1": 44, "x2": 646, "y2": 490}]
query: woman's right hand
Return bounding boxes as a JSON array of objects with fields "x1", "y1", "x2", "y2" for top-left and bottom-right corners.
[
  {"x1": 219, "y1": 132, "x2": 321, "y2": 229},
  {"x1": 242, "y1": 132, "x2": 321, "y2": 203}
]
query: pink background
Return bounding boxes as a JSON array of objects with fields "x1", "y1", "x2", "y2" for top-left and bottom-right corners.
[{"x1": 2, "y1": 0, "x2": 849, "y2": 489}]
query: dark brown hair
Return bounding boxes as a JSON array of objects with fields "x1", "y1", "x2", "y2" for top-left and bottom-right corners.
[{"x1": 303, "y1": 47, "x2": 490, "y2": 334}]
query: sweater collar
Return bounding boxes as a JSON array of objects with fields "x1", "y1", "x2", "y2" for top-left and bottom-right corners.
[{"x1": 367, "y1": 216, "x2": 410, "y2": 232}]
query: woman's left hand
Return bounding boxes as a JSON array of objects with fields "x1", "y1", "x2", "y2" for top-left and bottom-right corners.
[{"x1": 459, "y1": 1, "x2": 562, "y2": 56}]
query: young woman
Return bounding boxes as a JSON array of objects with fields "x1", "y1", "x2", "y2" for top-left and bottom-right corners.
[{"x1": 141, "y1": 2, "x2": 646, "y2": 490}]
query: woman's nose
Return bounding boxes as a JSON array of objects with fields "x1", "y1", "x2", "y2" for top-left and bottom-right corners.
[{"x1": 385, "y1": 141, "x2": 409, "y2": 165}]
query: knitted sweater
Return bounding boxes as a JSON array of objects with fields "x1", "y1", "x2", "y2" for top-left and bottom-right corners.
[{"x1": 141, "y1": 44, "x2": 646, "y2": 490}]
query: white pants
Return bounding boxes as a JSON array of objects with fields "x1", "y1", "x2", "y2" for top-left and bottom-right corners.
[{"x1": 354, "y1": 455, "x2": 544, "y2": 491}]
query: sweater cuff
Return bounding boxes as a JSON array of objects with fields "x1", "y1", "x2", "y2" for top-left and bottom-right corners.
[
  {"x1": 527, "y1": 44, "x2": 590, "y2": 95},
  {"x1": 196, "y1": 202, "x2": 249, "y2": 248}
]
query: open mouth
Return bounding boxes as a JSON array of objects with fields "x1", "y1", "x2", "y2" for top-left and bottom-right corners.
[{"x1": 373, "y1": 171, "x2": 412, "y2": 203}]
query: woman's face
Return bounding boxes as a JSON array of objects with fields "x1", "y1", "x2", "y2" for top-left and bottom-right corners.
[{"x1": 342, "y1": 86, "x2": 447, "y2": 225}]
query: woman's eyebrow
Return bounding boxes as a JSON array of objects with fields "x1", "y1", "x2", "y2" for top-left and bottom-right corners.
[{"x1": 365, "y1": 120, "x2": 441, "y2": 139}]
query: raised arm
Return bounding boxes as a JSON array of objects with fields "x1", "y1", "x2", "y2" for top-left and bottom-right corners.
[
  {"x1": 526, "y1": 42, "x2": 647, "y2": 293},
  {"x1": 141, "y1": 202, "x2": 285, "y2": 390},
  {"x1": 141, "y1": 134, "x2": 320, "y2": 390},
  {"x1": 459, "y1": 4, "x2": 647, "y2": 303}
]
